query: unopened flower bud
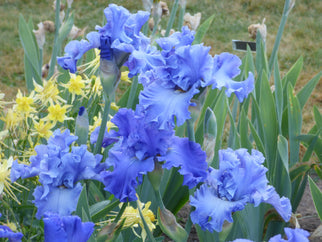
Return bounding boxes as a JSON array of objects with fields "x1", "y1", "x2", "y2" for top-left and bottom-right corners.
[
  {"x1": 203, "y1": 108, "x2": 217, "y2": 164},
  {"x1": 158, "y1": 207, "x2": 187, "y2": 242},
  {"x1": 148, "y1": 160, "x2": 163, "y2": 191},
  {"x1": 75, "y1": 106, "x2": 89, "y2": 145}
]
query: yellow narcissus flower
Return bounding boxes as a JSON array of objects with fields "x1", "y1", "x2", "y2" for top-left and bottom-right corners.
[
  {"x1": 110, "y1": 102, "x2": 119, "y2": 111},
  {"x1": 79, "y1": 48, "x2": 100, "y2": 76},
  {"x1": 47, "y1": 103, "x2": 72, "y2": 123},
  {"x1": 34, "y1": 78, "x2": 65, "y2": 106},
  {"x1": 15, "y1": 90, "x2": 35, "y2": 114},
  {"x1": 66, "y1": 74, "x2": 86, "y2": 95},
  {"x1": 103, "y1": 196, "x2": 156, "y2": 241},
  {"x1": 1, "y1": 108, "x2": 23, "y2": 131},
  {"x1": 120, "y1": 71, "x2": 131, "y2": 83},
  {"x1": 33, "y1": 119, "x2": 55, "y2": 139},
  {"x1": 89, "y1": 114, "x2": 116, "y2": 133},
  {"x1": 0, "y1": 157, "x2": 22, "y2": 204}
]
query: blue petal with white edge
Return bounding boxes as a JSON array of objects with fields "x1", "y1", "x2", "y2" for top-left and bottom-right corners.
[{"x1": 139, "y1": 82, "x2": 199, "y2": 128}]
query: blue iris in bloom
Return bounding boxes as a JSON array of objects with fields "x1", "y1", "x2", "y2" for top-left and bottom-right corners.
[
  {"x1": 10, "y1": 129, "x2": 104, "y2": 218},
  {"x1": 232, "y1": 227, "x2": 310, "y2": 242},
  {"x1": 0, "y1": 214, "x2": 23, "y2": 242},
  {"x1": 136, "y1": 27, "x2": 254, "y2": 128},
  {"x1": 190, "y1": 148, "x2": 292, "y2": 232},
  {"x1": 57, "y1": 4, "x2": 150, "y2": 73},
  {"x1": 268, "y1": 227, "x2": 310, "y2": 242},
  {"x1": 43, "y1": 213, "x2": 94, "y2": 242},
  {"x1": 91, "y1": 108, "x2": 208, "y2": 202}
]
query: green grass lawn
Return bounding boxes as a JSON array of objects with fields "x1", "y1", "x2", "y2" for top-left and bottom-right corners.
[{"x1": 0, "y1": 0, "x2": 321, "y2": 123}]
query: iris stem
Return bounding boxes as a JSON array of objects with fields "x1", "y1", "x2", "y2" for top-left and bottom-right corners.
[
  {"x1": 113, "y1": 202, "x2": 128, "y2": 224},
  {"x1": 137, "y1": 200, "x2": 157, "y2": 242},
  {"x1": 186, "y1": 119, "x2": 195, "y2": 142},
  {"x1": 154, "y1": 189, "x2": 165, "y2": 210},
  {"x1": 94, "y1": 95, "x2": 111, "y2": 154}
]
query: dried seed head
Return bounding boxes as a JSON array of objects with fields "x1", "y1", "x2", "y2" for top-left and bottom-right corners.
[
  {"x1": 52, "y1": 0, "x2": 65, "y2": 11},
  {"x1": 248, "y1": 18, "x2": 267, "y2": 41},
  {"x1": 33, "y1": 22, "x2": 46, "y2": 49},
  {"x1": 68, "y1": 25, "x2": 87, "y2": 39},
  {"x1": 160, "y1": 1, "x2": 169, "y2": 16},
  {"x1": 43, "y1": 20, "x2": 55, "y2": 33},
  {"x1": 184, "y1": 12, "x2": 202, "y2": 31}
]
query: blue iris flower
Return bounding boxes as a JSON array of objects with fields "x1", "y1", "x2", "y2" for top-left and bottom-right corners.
[
  {"x1": 57, "y1": 4, "x2": 150, "y2": 73},
  {"x1": 10, "y1": 129, "x2": 104, "y2": 218},
  {"x1": 43, "y1": 213, "x2": 94, "y2": 242},
  {"x1": 190, "y1": 148, "x2": 292, "y2": 232},
  {"x1": 136, "y1": 27, "x2": 254, "y2": 128},
  {"x1": 268, "y1": 227, "x2": 310, "y2": 242},
  {"x1": 0, "y1": 214, "x2": 23, "y2": 242},
  {"x1": 94, "y1": 108, "x2": 208, "y2": 202},
  {"x1": 231, "y1": 227, "x2": 310, "y2": 242}
]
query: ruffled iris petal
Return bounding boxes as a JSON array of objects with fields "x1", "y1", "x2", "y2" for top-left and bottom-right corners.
[
  {"x1": 156, "y1": 26, "x2": 195, "y2": 52},
  {"x1": 261, "y1": 186, "x2": 292, "y2": 222},
  {"x1": 212, "y1": 52, "x2": 254, "y2": 102},
  {"x1": 161, "y1": 137, "x2": 208, "y2": 188},
  {"x1": 172, "y1": 44, "x2": 213, "y2": 90},
  {"x1": 57, "y1": 39, "x2": 94, "y2": 73},
  {"x1": 101, "y1": 149, "x2": 155, "y2": 202},
  {"x1": 190, "y1": 184, "x2": 246, "y2": 232},
  {"x1": 139, "y1": 82, "x2": 199, "y2": 128},
  {"x1": 44, "y1": 213, "x2": 94, "y2": 242},
  {"x1": 90, "y1": 126, "x2": 118, "y2": 148},
  {"x1": 190, "y1": 148, "x2": 292, "y2": 232},
  {"x1": 33, "y1": 184, "x2": 82, "y2": 219}
]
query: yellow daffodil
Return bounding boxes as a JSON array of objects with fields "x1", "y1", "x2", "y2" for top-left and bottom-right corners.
[
  {"x1": 102, "y1": 196, "x2": 156, "y2": 241},
  {"x1": 120, "y1": 71, "x2": 131, "y2": 83},
  {"x1": 89, "y1": 114, "x2": 116, "y2": 133},
  {"x1": 0, "y1": 156, "x2": 23, "y2": 204},
  {"x1": 32, "y1": 119, "x2": 55, "y2": 139},
  {"x1": 66, "y1": 74, "x2": 86, "y2": 95},
  {"x1": 110, "y1": 102, "x2": 119, "y2": 111},
  {"x1": 79, "y1": 48, "x2": 100, "y2": 76},
  {"x1": 34, "y1": 78, "x2": 65, "y2": 106},
  {"x1": 47, "y1": 103, "x2": 72, "y2": 123},
  {"x1": 15, "y1": 90, "x2": 35, "y2": 114},
  {"x1": 1, "y1": 108, "x2": 23, "y2": 131}
]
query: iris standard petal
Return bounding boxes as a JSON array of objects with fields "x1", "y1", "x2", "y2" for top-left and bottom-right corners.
[{"x1": 172, "y1": 44, "x2": 213, "y2": 90}]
